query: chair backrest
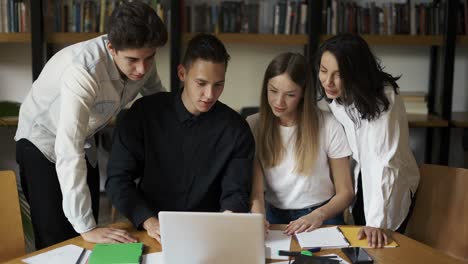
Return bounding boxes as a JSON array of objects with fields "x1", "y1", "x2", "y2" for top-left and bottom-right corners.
[
  {"x1": 406, "y1": 164, "x2": 468, "y2": 261},
  {"x1": 0, "y1": 170, "x2": 25, "y2": 262}
]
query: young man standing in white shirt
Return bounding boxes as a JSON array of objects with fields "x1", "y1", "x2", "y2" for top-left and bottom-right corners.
[{"x1": 15, "y1": 1, "x2": 167, "y2": 249}]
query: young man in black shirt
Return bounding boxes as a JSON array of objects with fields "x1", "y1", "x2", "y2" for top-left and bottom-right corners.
[{"x1": 106, "y1": 33, "x2": 255, "y2": 242}]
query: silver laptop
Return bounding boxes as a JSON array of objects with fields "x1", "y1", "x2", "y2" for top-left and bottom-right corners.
[{"x1": 158, "y1": 211, "x2": 265, "y2": 264}]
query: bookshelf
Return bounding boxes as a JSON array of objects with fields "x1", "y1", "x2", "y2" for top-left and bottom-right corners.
[
  {"x1": 171, "y1": 0, "x2": 319, "y2": 91},
  {"x1": 0, "y1": 33, "x2": 31, "y2": 43}
]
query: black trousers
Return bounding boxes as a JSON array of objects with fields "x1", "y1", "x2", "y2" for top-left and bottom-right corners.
[
  {"x1": 16, "y1": 139, "x2": 100, "y2": 250},
  {"x1": 353, "y1": 174, "x2": 414, "y2": 234}
]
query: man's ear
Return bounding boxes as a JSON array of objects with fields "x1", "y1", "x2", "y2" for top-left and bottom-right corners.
[
  {"x1": 177, "y1": 64, "x2": 186, "y2": 82},
  {"x1": 107, "y1": 42, "x2": 117, "y2": 56}
]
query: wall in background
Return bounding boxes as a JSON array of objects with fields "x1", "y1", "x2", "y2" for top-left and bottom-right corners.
[{"x1": 0, "y1": 44, "x2": 32, "y2": 103}]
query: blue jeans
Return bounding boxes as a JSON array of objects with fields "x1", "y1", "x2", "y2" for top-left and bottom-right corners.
[{"x1": 266, "y1": 202, "x2": 344, "y2": 225}]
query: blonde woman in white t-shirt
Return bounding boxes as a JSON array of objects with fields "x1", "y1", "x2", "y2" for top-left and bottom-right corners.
[{"x1": 247, "y1": 52, "x2": 354, "y2": 236}]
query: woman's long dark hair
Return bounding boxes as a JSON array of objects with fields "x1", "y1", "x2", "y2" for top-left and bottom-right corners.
[{"x1": 314, "y1": 34, "x2": 400, "y2": 122}]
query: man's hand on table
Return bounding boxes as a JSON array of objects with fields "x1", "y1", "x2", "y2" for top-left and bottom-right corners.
[
  {"x1": 81, "y1": 227, "x2": 137, "y2": 243},
  {"x1": 143, "y1": 217, "x2": 162, "y2": 243}
]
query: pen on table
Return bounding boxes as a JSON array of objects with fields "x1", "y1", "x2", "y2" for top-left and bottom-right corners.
[
  {"x1": 306, "y1": 247, "x2": 322, "y2": 253},
  {"x1": 278, "y1": 250, "x2": 336, "y2": 257},
  {"x1": 75, "y1": 248, "x2": 86, "y2": 264}
]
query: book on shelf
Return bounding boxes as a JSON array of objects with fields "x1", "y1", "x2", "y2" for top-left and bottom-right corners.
[
  {"x1": 184, "y1": 0, "x2": 308, "y2": 35},
  {"x1": 321, "y1": 0, "x2": 445, "y2": 36},
  {"x1": 0, "y1": 0, "x2": 30, "y2": 33},
  {"x1": 42, "y1": 0, "x2": 169, "y2": 34}
]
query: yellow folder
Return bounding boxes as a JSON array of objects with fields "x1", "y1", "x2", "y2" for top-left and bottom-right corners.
[{"x1": 339, "y1": 226, "x2": 399, "y2": 248}]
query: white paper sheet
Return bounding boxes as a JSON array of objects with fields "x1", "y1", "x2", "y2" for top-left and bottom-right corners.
[
  {"x1": 295, "y1": 226, "x2": 350, "y2": 248},
  {"x1": 22, "y1": 244, "x2": 91, "y2": 264},
  {"x1": 265, "y1": 230, "x2": 291, "y2": 260},
  {"x1": 267, "y1": 254, "x2": 350, "y2": 264},
  {"x1": 142, "y1": 252, "x2": 164, "y2": 264}
]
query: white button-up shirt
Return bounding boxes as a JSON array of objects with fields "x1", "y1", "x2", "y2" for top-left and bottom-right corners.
[
  {"x1": 328, "y1": 86, "x2": 420, "y2": 230},
  {"x1": 15, "y1": 35, "x2": 165, "y2": 233}
]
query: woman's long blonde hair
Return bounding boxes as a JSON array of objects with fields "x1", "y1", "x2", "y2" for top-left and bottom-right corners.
[{"x1": 255, "y1": 52, "x2": 321, "y2": 175}]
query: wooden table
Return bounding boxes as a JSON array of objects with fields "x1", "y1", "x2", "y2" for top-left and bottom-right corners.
[{"x1": 4, "y1": 222, "x2": 465, "y2": 264}]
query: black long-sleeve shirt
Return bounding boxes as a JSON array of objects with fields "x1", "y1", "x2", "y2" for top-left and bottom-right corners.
[{"x1": 106, "y1": 91, "x2": 255, "y2": 228}]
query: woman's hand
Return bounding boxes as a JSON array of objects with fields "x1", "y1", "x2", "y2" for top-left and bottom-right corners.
[
  {"x1": 284, "y1": 210, "x2": 325, "y2": 235},
  {"x1": 357, "y1": 226, "x2": 388, "y2": 248}
]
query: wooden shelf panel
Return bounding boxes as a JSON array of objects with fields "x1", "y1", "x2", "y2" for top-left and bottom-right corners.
[
  {"x1": 47, "y1": 32, "x2": 101, "y2": 44},
  {"x1": 0, "y1": 117, "x2": 18, "y2": 127},
  {"x1": 407, "y1": 114, "x2": 449, "y2": 128},
  {"x1": 0, "y1": 33, "x2": 31, "y2": 43},
  {"x1": 457, "y1": 35, "x2": 468, "y2": 45},
  {"x1": 451, "y1": 112, "x2": 468, "y2": 128},
  {"x1": 44, "y1": 33, "x2": 445, "y2": 46},
  {"x1": 321, "y1": 34, "x2": 443, "y2": 46},
  {"x1": 183, "y1": 33, "x2": 308, "y2": 45}
]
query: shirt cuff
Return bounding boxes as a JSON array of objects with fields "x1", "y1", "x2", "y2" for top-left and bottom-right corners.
[
  {"x1": 130, "y1": 205, "x2": 158, "y2": 230},
  {"x1": 71, "y1": 213, "x2": 97, "y2": 234},
  {"x1": 220, "y1": 195, "x2": 250, "y2": 213}
]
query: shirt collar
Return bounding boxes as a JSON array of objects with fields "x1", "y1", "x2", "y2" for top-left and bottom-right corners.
[{"x1": 102, "y1": 35, "x2": 122, "y2": 81}]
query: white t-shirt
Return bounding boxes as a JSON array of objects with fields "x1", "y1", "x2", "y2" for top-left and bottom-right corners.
[{"x1": 247, "y1": 111, "x2": 351, "y2": 209}]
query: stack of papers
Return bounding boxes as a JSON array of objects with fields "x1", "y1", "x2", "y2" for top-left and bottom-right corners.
[
  {"x1": 142, "y1": 252, "x2": 164, "y2": 264},
  {"x1": 265, "y1": 230, "x2": 291, "y2": 260},
  {"x1": 296, "y1": 226, "x2": 350, "y2": 248},
  {"x1": 88, "y1": 242, "x2": 144, "y2": 264},
  {"x1": 272, "y1": 254, "x2": 350, "y2": 264},
  {"x1": 23, "y1": 245, "x2": 91, "y2": 264}
]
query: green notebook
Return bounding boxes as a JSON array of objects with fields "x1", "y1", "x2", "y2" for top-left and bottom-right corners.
[{"x1": 88, "y1": 242, "x2": 144, "y2": 264}]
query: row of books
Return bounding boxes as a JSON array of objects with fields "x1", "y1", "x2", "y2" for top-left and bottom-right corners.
[
  {"x1": 43, "y1": 0, "x2": 167, "y2": 33},
  {"x1": 184, "y1": 0, "x2": 308, "y2": 35},
  {"x1": 0, "y1": 0, "x2": 30, "y2": 33},
  {"x1": 322, "y1": 0, "x2": 446, "y2": 36}
]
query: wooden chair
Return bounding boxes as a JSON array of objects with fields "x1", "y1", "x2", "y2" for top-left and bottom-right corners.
[
  {"x1": 0, "y1": 170, "x2": 25, "y2": 262},
  {"x1": 406, "y1": 164, "x2": 468, "y2": 261}
]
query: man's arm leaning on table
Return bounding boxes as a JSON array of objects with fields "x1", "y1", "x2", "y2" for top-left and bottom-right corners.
[
  {"x1": 219, "y1": 116, "x2": 255, "y2": 213},
  {"x1": 106, "y1": 100, "x2": 157, "y2": 230}
]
